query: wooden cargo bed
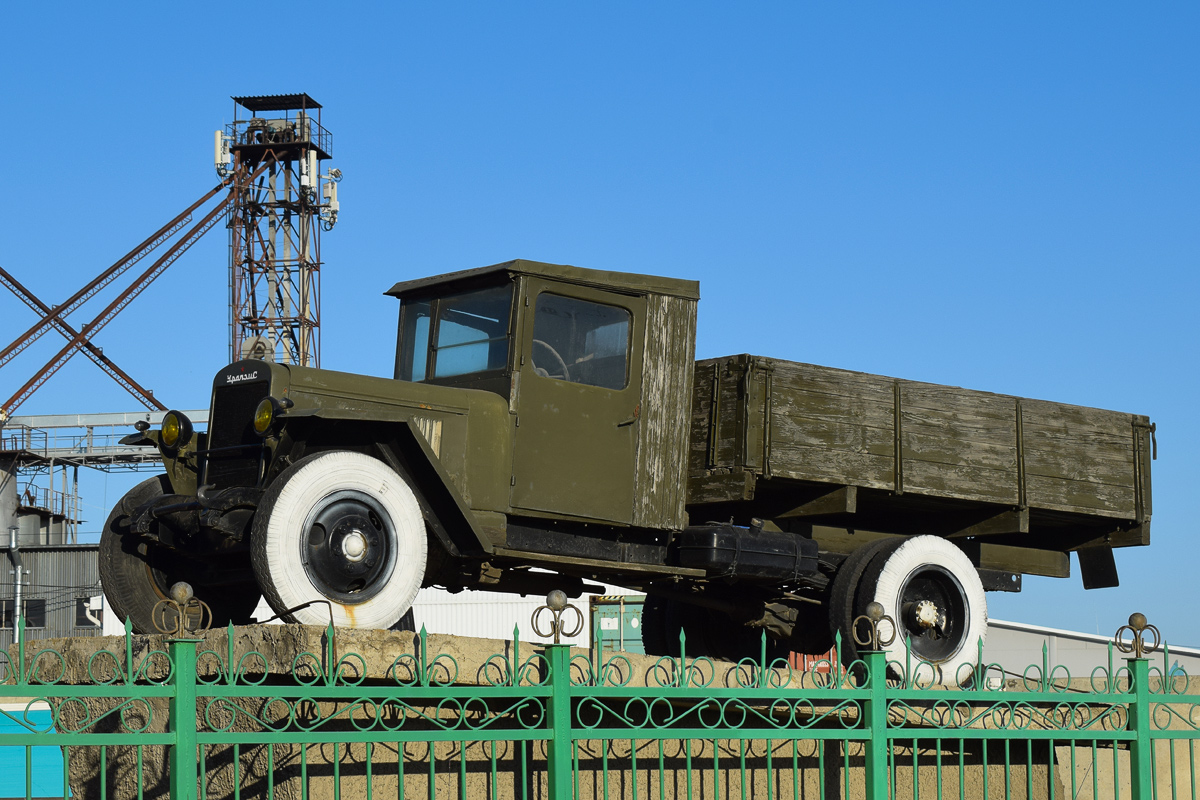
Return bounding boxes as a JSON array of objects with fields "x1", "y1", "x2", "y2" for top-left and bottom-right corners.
[{"x1": 688, "y1": 355, "x2": 1153, "y2": 552}]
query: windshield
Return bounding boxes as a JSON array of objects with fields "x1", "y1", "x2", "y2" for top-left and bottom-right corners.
[{"x1": 396, "y1": 283, "x2": 513, "y2": 382}]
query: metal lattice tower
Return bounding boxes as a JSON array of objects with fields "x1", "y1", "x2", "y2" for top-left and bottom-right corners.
[{"x1": 219, "y1": 94, "x2": 339, "y2": 368}]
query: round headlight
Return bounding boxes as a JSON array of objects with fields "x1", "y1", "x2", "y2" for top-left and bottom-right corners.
[
  {"x1": 160, "y1": 411, "x2": 192, "y2": 450},
  {"x1": 253, "y1": 397, "x2": 278, "y2": 435}
]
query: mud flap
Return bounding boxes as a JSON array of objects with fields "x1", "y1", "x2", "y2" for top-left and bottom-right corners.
[{"x1": 1077, "y1": 545, "x2": 1119, "y2": 590}]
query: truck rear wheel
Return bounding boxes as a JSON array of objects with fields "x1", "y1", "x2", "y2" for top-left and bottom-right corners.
[
  {"x1": 835, "y1": 536, "x2": 987, "y2": 686},
  {"x1": 99, "y1": 475, "x2": 260, "y2": 633},
  {"x1": 827, "y1": 538, "x2": 897, "y2": 663},
  {"x1": 251, "y1": 450, "x2": 427, "y2": 629}
]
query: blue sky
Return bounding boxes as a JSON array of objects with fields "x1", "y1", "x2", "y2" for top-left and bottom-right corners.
[{"x1": 1, "y1": 4, "x2": 1197, "y2": 644}]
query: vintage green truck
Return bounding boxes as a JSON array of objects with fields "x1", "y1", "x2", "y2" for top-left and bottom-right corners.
[{"x1": 101, "y1": 260, "x2": 1154, "y2": 682}]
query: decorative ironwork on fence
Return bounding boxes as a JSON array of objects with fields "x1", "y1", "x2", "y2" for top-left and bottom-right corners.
[{"x1": 0, "y1": 598, "x2": 1194, "y2": 800}]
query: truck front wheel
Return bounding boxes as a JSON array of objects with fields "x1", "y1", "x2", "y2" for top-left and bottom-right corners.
[
  {"x1": 99, "y1": 475, "x2": 260, "y2": 633},
  {"x1": 251, "y1": 450, "x2": 427, "y2": 629}
]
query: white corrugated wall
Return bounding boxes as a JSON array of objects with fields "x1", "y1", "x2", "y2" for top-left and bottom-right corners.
[
  {"x1": 412, "y1": 586, "x2": 638, "y2": 648},
  {"x1": 252, "y1": 585, "x2": 637, "y2": 650}
]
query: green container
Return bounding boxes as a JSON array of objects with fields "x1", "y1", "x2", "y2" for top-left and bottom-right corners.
[{"x1": 589, "y1": 594, "x2": 646, "y2": 655}]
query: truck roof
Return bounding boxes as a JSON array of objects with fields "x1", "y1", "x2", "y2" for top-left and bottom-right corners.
[{"x1": 385, "y1": 259, "x2": 701, "y2": 301}]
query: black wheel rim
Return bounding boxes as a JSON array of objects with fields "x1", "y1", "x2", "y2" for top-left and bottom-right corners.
[
  {"x1": 895, "y1": 565, "x2": 969, "y2": 662},
  {"x1": 139, "y1": 540, "x2": 199, "y2": 601},
  {"x1": 140, "y1": 544, "x2": 207, "y2": 629},
  {"x1": 300, "y1": 490, "x2": 397, "y2": 604}
]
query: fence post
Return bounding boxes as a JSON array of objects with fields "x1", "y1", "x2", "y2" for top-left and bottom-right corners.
[
  {"x1": 168, "y1": 638, "x2": 200, "y2": 800},
  {"x1": 545, "y1": 643, "x2": 573, "y2": 800},
  {"x1": 1128, "y1": 656, "x2": 1152, "y2": 800},
  {"x1": 863, "y1": 649, "x2": 889, "y2": 800}
]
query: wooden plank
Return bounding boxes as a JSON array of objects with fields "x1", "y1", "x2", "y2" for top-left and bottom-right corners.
[
  {"x1": 770, "y1": 359, "x2": 1133, "y2": 434},
  {"x1": 898, "y1": 388, "x2": 1021, "y2": 508},
  {"x1": 1134, "y1": 419, "x2": 1153, "y2": 521},
  {"x1": 901, "y1": 383, "x2": 1018, "y2": 420},
  {"x1": 767, "y1": 443, "x2": 896, "y2": 490},
  {"x1": 1021, "y1": 398, "x2": 1133, "y2": 437},
  {"x1": 776, "y1": 485, "x2": 857, "y2": 518},
  {"x1": 686, "y1": 470, "x2": 756, "y2": 504},
  {"x1": 691, "y1": 357, "x2": 745, "y2": 471},
  {"x1": 743, "y1": 360, "x2": 771, "y2": 472},
  {"x1": 947, "y1": 508, "x2": 1029, "y2": 539},
  {"x1": 807, "y1": 525, "x2": 1070, "y2": 579},
  {"x1": 1111, "y1": 522, "x2": 1150, "y2": 548},
  {"x1": 770, "y1": 360, "x2": 898, "y2": 396},
  {"x1": 905, "y1": 405, "x2": 1013, "y2": 435},
  {"x1": 1022, "y1": 426, "x2": 1134, "y2": 458},
  {"x1": 901, "y1": 407, "x2": 1018, "y2": 444},
  {"x1": 771, "y1": 414, "x2": 895, "y2": 456},
  {"x1": 634, "y1": 294, "x2": 696, "y2": 530},
  {"x1": 901, "y1": 459, "x2": 1019, "y2": 505},
  {"x1": 712, "y1": 360, "x2": 745, "y2": 468},
  {"x1": 902, "y1": 430, "x2": 1017, "y2": 472},
  {"x1": 1025, "y1": 474, "x2": 1135, "y2": 518},
  {"x1": 770, "y1": 384, "x2": 897, "y2": 430},
  {"x1": 1023, "y1": 453, "x2": 1134, "y2": 487},
  {"x1": 894, "y1": 381, "x2": 903, "y2": 494},
  {"x1": 979, "y1": 543, "x2": 1070, "y2": 578},
  {"x1": 688, "y1": 361, "x2": 716, "y2": 474},
  {"x1": 1024, "y1": 448, "x2": 1135, "y2": 488},
  {"x1": 808, "y1": 525, "x2": 893, "y2": 555}
]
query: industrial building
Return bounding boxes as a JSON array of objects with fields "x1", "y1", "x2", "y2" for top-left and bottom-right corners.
[
  {"x1": 0, "y1": 543, "x2": 103, "y2": 650},
  {"x1": 0, "y1": 411, "x2": 207, "y2": 647},
  {"x1": 986, "y1": 616, "x2": 1200, "y2": 678}
]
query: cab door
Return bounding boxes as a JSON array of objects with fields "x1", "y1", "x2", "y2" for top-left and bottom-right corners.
[{"x1": 510, "y1": 280, "x2": 645, "y2": 524}]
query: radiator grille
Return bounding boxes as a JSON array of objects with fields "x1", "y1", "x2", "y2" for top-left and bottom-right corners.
[{"x1": 204, "y1": 382, "x2": 267, "y2": 489}]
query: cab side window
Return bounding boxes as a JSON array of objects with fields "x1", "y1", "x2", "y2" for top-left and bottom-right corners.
[{"x1": 531, "y1": 294, "x2": 630, "y2": 390}]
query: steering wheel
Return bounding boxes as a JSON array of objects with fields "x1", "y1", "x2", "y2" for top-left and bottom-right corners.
[{"x1": 531, "y1": 339, "x2": 571, "y2": 380}]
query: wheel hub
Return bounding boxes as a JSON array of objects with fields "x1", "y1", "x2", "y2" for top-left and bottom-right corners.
[
  {"x1": 341, "y1": 530, "x2": 368, "y2": 562},
  {"x1": 910, "y1": 599, "x2": 940, "y2": 630},
  {"x1": 302, "y1": 492, "x2": 396, "y2": 603},
  {"x1": 897, "y1": 565, "x2": 968, "y2": 662}
]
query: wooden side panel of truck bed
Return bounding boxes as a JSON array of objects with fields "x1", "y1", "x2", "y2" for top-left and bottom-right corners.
[{"x1": 689, "y1": 355, "x2": 1153, "y2": 529}]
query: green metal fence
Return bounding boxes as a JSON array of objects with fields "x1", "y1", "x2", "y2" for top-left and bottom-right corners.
[{"x1": 0, "y1": 605, "x2": 1194, "y2": 800}]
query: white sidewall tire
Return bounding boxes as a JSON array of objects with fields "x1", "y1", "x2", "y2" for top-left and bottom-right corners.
[
  {"x1": 254, "y1": 451, "x2": 427, "y2": 629},
  {"x1": 868, "y1": 536, "x2": 987, "y2": 687}
]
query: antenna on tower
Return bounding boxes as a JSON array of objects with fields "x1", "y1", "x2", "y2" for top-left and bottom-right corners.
[
  {"x1": 223, "y1": 93, "x2": 341, "y2": 368},
  {"x1": 213, "y1": 130, "x2": 232, "y2": 178}
]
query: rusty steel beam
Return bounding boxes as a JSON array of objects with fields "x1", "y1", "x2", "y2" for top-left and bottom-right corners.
[
  {"x1": 2, "y1": 195, "x2": 233, "y2": 417},
  {"x1": 0, "y1": 267, "x2": 166, "y2": 411},
  {"x1": 0, "y1": 180, "x2": 230, "y2": 371}
]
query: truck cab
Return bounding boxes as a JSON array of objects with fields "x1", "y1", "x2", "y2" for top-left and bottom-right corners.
[{"x1": 387, "y1": 259, "x2": 699, "y2": 531}]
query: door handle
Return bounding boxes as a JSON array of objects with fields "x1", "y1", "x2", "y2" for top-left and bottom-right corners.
[{"x1": 617, "y1": 404, "x2": 640, "y2": 427}]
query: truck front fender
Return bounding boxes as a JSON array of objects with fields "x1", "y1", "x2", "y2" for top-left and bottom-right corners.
[
  {"x1": 286, "y1": 411, "x2": 495, "y2": 560},
  {"x1": 376, "y1": 419, "x2": 495, "y2": 559}
]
